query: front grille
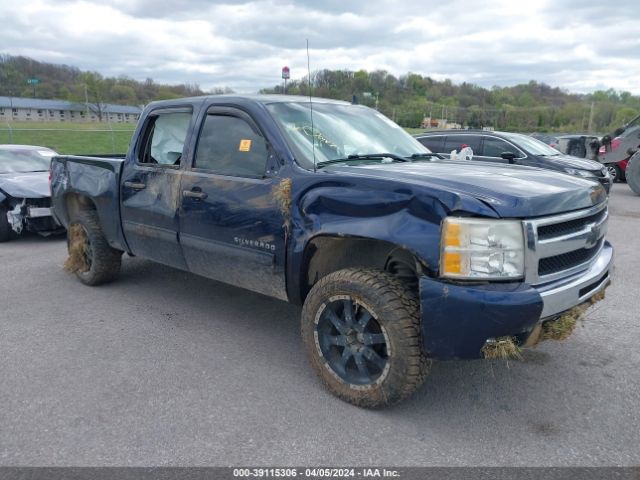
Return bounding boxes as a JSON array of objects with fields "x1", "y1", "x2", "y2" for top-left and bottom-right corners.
[
  {"x1": 537, "y1": 208, "x2": 606, "y2": 240},
  {"x1": 524, "y1": 203, "x2": 608, "y2": 284},
  {"x1": 538, "y1": 239, "x2": 604, "y2": 276}
]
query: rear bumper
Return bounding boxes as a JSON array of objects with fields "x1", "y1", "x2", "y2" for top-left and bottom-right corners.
[{"x1": 419, "y1": 241, "x2": 613, "y2": 359}]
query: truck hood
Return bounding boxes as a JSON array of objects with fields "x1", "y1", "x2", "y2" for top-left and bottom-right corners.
[
  {"x1": 327, "y1": 161, "x2": 606, "y2": 218},
  {"x1": 0, "y1": 171, "x2": 50, "y2": 199}
]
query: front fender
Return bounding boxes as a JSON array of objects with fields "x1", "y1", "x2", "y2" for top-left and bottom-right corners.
[{"x1": 286, "y1": 180, "x2": 470, "y2": 303}]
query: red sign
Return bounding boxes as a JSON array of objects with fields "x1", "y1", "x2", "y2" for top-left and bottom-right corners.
[{"x1": 282, "y1": 66, "x2": 290, "y2": 80}]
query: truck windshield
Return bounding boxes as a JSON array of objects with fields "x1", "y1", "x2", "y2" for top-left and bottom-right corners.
[
  {"x1": 266, "y1": 102, "x2": 430, "y2": 169},
  {"x1": 0, "y1": 148, "x2": 56, "y2": 173}
]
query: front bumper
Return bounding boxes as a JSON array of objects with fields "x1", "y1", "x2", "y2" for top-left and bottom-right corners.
[
  {"x1": 420, "y1": 241, "x2": 613, "y2": 359},
  {"x1": 7, "y1": 200, "x2": 61, "y2": 235}
]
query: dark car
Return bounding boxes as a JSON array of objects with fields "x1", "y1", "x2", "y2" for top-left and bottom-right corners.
[
  {"x1": 0, "y1": 145, "x2": 63, "y2": 242},
  {"x1": 530, "y1": 132, "x2": 559, "y2": 149},
  {"x1": 415, "y1": 130, "x2": 611, "y2": 193},
  {"x1": 556, "y1": 134, "x2": 628, "y2": 183}
]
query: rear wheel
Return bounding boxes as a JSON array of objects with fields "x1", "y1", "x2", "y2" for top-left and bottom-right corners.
[
  {"x1": 0, "y1": 205, "x2": 10, "y2": 242},
  {"x1": 66, "y1": 210, "x2": 122, "y2": 285},
  {"x1": 301, "y1": 268, "x2": 430, "y2": 408}
]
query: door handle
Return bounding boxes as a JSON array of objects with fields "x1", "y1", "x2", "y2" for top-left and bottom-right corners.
[
  {"x1": 124, "y1": 181, "x2": 146, "y2": 190},
  {"x1": 182, "y1": 189, "x2": 208, "y2": 200}
]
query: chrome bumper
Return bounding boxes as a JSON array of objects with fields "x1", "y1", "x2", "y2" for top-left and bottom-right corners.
[{"x1": 537, "y1": 241, "x2": 613, "y2": 319}]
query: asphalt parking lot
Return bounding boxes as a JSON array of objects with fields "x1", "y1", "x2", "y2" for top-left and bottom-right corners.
[{"x1": 1, "y1": 184, "x2": 639, "y2": 467}]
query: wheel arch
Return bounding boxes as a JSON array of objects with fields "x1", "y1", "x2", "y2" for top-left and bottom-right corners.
[
  {"x1": 297, "y1": 234, "x2": 426, "y2": 304},
  {"x1": 64, "y1": 192, "x2": 98, "y2": 219}
]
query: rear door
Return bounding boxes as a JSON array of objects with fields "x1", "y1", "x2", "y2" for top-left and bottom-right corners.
[
  {"x1": 120, "y1": 107, "x2": 193, "y2": 269},
  {"x1": 179, "y1": 106, "x2": 287, "y2": 300}
]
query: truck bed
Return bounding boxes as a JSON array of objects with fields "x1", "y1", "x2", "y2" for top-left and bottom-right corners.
[{"x1": 50, "y1": 155, "x2": 128, "y2": 252}]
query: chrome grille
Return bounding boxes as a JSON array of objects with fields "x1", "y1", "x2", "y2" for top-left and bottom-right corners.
[
  {"x1": 537, "y1": 208, "x2": 606, "y2": 240},
  {"x1": 523, "y1": 202, "x2": 608, "y2": 285}
]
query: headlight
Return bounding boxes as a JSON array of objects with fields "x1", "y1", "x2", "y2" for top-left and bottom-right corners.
[
  {"x1": 564, "y1": 168, "x2": 596, "y2": 178},
  {"x1": 440, "y1": 218, "x2": 525, "y2": 280}
]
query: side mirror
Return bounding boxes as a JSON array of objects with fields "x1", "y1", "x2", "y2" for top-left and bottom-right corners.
[{"x1": 500, "y1": 152, "x2": 516, "y2": 163}]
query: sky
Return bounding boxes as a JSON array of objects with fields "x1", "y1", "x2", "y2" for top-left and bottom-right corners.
[{"x1": 1, "y1": 0, "x2": 639, "y2": 94}]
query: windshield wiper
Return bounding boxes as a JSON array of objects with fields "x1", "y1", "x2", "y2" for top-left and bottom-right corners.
[
  {"x1": 316, "y1": 153, "x2": 409, "y2": 168},
  {"x1": 408, "y1": 153, "x2": 445, "y2": 160}
]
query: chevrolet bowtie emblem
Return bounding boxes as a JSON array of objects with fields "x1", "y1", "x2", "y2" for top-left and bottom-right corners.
[{"x1": 585, "y1": 222, "x2": 600, "y2": 248}]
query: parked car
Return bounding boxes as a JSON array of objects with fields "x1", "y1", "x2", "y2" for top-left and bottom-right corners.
[
  {"x1": 556, "y1": 134, "x2": 599, "y2": 159},
  {"x1": 415, "y1": 130, "x2": 611, "y2": 193},
  {"x1": 0, "y1": 145, "x2": 63, "y2": 242},
  {"x1": 554, "y1": 134, "x2": 626, "y2": 183},
  {"x1": 530, "y1": 132, "x2": 559, "y2": 149},
  {"x1": 597, "y1": 114, "x2": 640, "y2": 190},
  {"x1": 50, "y1": 96, "x2": 612, "y2": 408}
]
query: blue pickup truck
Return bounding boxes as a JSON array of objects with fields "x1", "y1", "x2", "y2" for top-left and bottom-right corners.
[{"x1": 50, "y1": 95, "x2": 613, "y2": 407}]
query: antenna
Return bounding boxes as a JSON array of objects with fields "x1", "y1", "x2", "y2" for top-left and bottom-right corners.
[{"x1": 307, "y1": 39, "x2": 317, "y2": 172}]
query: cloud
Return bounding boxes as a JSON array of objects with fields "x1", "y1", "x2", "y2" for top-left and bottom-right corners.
[{"x1": 1, "y1": 0, "x2": 639, "y2": 94}]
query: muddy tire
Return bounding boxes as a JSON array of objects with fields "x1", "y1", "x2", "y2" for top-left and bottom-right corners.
[
  {"x1": 301, "y1": 268, "x2": 430, "y2": 408},
  {"x1": 627, "y1": 152, "x2": 640, "y2": 195},
  {"x1": 67, "y1": 210, "x2": 122, "y2": 286},
  {"x1": 0, "y1": 205, "x2": 10, "y2": 242}
]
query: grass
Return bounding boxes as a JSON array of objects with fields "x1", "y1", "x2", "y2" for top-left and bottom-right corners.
[
  {"x1": 404, "y1": 127, "x2": 428, "y2": 135},
  {"x1": 0, "y1": 121, "x2": 136, "y2": 155},
  {"x1": 0, "y1": 122, "x2": 420, "y2": 154},
  {"x1": 481, "y1": 336, "x2": 523, "y2": 361},
  {"x1": 64, "y1": 224, "x2": 89, "y2": 274},
  {"x1": 272, "y1": 178, "x2": 293, "y2": 230}
]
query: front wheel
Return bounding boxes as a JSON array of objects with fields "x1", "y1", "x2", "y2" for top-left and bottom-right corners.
[
  {"x1": 66, "y1": 210, "x2": 122, "y2": 285},
  {"x1": 606, "y1": 164, "x2": 620, "y2": 183},
  {"x1": 301, "y1": 268, "x2": 430, "y2": 408}
]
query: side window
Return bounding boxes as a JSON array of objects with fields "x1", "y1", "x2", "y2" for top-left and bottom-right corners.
[
  {"x1": 195, "y1": 114, "x2": 268, "y2": 177},
  {"x1": 139, "y1": 112, "x2": 191, "y2": 166},
  {"x1": 417, "y1": 136, "x2": 445, "y2": 153},
  {"x1": 482, "y1": 137, "x2": 522, "y2": 158},
  {"x1": 444, "y1": 135, "x2": 482, "y2": 153}
]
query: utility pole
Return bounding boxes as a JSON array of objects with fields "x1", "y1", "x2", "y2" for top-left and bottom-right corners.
[
  {"x1": 84, "y1": 84, "x2": 90, "y2": 121},
  {"x1": 587, "y1": 101, "x2": 595, "y2": 133}
]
